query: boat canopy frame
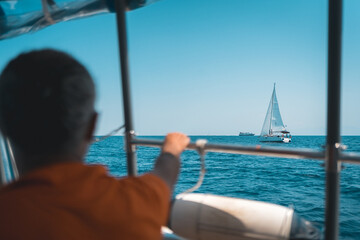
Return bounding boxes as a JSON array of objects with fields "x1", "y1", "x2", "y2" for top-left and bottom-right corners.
[
  {"x1": 115, "y1": 0, "x2": 355, "y2": 239},
  {"x1": 0, "y1": 0, "x2": 357, "y2": 239}
]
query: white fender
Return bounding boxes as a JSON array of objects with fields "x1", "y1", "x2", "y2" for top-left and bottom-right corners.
[{"x1": 169, "y1": 193, "x2": 319, "y2": 240}]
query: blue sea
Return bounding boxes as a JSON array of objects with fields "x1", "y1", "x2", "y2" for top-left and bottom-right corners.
[{"x1": 86, "y1": 136, "x2": 360, "y2": 239}]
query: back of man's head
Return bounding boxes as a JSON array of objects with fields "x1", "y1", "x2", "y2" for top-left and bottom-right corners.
[{"x1": 0, "y1": 49, "x2": 95, "y2": 157}]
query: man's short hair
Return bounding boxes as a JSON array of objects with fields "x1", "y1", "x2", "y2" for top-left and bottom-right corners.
[{"x1": 0, "y1": 49, "x2": 95, "y2": 155}]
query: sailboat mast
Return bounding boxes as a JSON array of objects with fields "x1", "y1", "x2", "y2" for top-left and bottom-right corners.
[{"x1": 269, "y1": 84, "x2": 275, "y2": 134}]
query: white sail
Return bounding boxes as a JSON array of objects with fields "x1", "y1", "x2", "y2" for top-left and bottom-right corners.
[{"x1": 260, "y1": 84, "x2": 286, "y2": 136}]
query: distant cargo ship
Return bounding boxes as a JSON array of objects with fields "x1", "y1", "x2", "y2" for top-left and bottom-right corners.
[{"x1": 239, "y1": 132, "x2": 255, "y2": 136}]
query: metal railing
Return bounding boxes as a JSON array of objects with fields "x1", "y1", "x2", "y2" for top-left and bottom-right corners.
[
  {"x1": 114, "y1": 0, "x2": 346, "y2": 239},
  {"x1": 131, "y1": 137, "x2": 360, "y2": 164}
]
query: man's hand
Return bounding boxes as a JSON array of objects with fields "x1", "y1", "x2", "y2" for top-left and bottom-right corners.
[
  {"x1": 162, "y1": 133, "x2": 190, "y2": 158},
  {"x1": 152, "y1": 133, "x2": 190, "y2": 192}
]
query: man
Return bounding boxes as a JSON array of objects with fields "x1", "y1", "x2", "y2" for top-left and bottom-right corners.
[{"x1": 0, "y1": 49, "x2": 189, "y2": 239}]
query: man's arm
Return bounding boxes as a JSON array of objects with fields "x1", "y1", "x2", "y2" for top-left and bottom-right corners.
[{"x1": 151, "y1": 133, "x2": 190, "y2": 192}]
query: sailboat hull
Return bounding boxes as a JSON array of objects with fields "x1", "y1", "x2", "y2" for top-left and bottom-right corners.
[{"x1": 259, "y1": 136, "x2": 291, "y2": 143}]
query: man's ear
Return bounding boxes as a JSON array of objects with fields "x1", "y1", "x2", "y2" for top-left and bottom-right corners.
[{"x1": 85, "y1": 112, "x2": 98, "y2": 141}]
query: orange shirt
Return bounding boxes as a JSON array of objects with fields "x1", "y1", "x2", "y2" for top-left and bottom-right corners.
[{"x1": 0, "y1": 162, "x2": 170, "y2": 240}]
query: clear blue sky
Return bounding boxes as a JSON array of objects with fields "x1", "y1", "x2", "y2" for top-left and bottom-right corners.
[{"x1": 1, "y1": 0, "x2": 360, "y2": 136}]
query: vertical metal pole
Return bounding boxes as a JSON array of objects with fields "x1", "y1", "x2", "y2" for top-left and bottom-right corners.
[
  {"x1": 0, "y1": 147, "x2": 5, "y2": 186},
  {"x1": 325, "y1": 0, "x2": 342, "y2": 239},
  {"x1": 114, "y1": 0, "x2": 137, "y2": 176},
  {"x1": 6, "y1": 139, "x2": 19, "y2": 179}
]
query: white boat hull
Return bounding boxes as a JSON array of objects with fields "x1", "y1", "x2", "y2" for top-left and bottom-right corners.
[
  {"x1": 259, "y1": 135, "x2": 291, "y2": 143},
  {"x1": 283, "y1": 137, "x2": 291, "y2": 143}
]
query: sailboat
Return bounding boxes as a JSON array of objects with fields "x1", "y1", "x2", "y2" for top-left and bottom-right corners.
[{"x1": 260, "y1": 84, "x2": 291, "y2": 143}]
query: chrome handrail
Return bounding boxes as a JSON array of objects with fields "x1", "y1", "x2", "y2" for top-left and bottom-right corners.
[{"x1": 131, "y1": 138, "x2": 360, "y2": 165}]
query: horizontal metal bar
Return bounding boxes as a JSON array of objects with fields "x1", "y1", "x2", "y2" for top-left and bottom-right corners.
[
  {"x1": 339, "y1": 152, "x2": 360, "y2": 164},
  {"x1": 132, "y1": 138, "x2": 324, "y2": 160},
  {"x1": 131, "y1": 138, "x2": 360, "y2": 165}
]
